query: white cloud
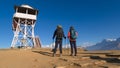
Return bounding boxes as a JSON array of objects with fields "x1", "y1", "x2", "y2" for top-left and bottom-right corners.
[
  {"x1": 105, "y1": 39, "x2": 116, "y2": 42},
  {"x1": 80, "y1": 42, "x2": 95, "y2": 48},
  {"x1": 42, "y1": 42, "x2": 70, "y2": 48}
]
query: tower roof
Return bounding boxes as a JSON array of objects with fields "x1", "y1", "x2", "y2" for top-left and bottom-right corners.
[
  {"x1": 14, "y1": 5, "x2": 38, "y2": 13},
  {"x1": 21, "y1": 5, "x2": 33, "y2": 9}
]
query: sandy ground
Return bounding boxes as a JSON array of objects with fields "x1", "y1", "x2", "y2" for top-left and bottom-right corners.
[{"x1": 0, "y1": 48, "x2": 120, "y2": 68}]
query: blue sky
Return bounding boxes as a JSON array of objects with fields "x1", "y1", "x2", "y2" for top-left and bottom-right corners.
[{"x1": 0, "y1": 0, "x2": 120, "y2": 48}]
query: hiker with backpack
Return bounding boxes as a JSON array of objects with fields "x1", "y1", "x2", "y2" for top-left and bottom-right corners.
[
  {"x1": 68, "y1": 26, "x2": 78, "y2": 56},
  {"x1": 52, "y1": 25, "x2": 66, "y2": 57}
]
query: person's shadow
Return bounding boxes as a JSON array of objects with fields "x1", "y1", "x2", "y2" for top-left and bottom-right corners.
[
  {"x1": 90, "y1": 56, "x2": 120, "y2": 63},
  {"x1": 32, "y1": 51, "x2": 53, "y2": 57}
]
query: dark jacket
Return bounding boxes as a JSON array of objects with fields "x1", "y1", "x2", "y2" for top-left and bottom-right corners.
[{"x1": 53, "y1": 28, "x2": 66, "y2": 41}]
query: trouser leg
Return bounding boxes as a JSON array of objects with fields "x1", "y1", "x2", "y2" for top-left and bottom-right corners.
[
  {"x1": 59, "y1": 40, "x2": 62, "y2": 54},
  {"x1": 70, "y1": 41, "x2": 73, "y2": 55},
  {"x1": 54, "y1": 41, "x2": 58, "y2": 54},
  {"x1": 73, "y1": 41, "x2": 77, "y2": 55}
]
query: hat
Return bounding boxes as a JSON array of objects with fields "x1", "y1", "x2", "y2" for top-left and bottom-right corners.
[{"x1": 57, "y1": 25, "x2": 62, "y2": 28}]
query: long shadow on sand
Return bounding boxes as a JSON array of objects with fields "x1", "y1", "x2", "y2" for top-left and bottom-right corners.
[
  {"x1": 81, "y1": 52, "x2": 111, "y2": 55},
  {"x1": 32, "y1": 51, "x2": 53, "y2": 57},
  {"x1": 90, "y1": 56, "x2": 120, "y2": 63}
]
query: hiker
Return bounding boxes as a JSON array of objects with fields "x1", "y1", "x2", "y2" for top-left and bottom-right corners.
[
  {"x1": 52, "y1": 25, "x2": 66, "y2": 57},
  {"x1": 68, "y1": 26, "x2": 78, "y2": 56}
]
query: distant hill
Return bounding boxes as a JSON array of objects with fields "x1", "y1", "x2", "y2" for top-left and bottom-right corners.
[{"x1": 86, "y1": 38, "x2": 120, "y2": 50}]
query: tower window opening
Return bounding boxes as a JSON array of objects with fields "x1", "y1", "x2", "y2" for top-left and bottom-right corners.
[
  {"x1": 28, "y1": 9, "x2": 36, "y2": 15},
  {"x1": 18, "y1": 7, "x2": 26, "y2": 13}
]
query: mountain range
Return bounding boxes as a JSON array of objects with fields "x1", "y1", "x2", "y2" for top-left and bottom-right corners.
[{"x1": 86, "y1": 38, "x2": 120, "y2": 50}]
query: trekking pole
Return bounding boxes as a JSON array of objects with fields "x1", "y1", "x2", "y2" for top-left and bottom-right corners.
[
  {"x1": 50, "y1": 39, "x2": 54, "y2": 52},
  {"x1": 67, "y1": 38, "x2": 70, "y2": 55},
  {"x1": 51, "y1": 39, "x2": 55, "y2": 51},
  {"x1": 65, "y1": 38, "x2": 69, "y2": 55},
  {"x1": 67, "y1": 38, "x2": 69, "y2": 55},
  {"x1": 64, "y1": 38, "x2": 67, "y2": 55},
  {"x1": 65, "y1": 38, "x2": 67, "y2": 48}
]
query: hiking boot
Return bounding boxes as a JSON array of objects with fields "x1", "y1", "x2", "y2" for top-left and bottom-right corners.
[
  {"x1": 74, "y1": 54, "x2": 77, "y2": 56},
  {"x1": 53, "y1": 53, "x2": 56, "y2": 57},
  {"x1": 60, "y1": 54, "x2": 62, "y2": 57},
  {"x1": 70, "y1": 54, "x2": 73, "y2": 56}
]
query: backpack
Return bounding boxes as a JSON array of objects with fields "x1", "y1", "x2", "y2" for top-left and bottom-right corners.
[
  {"x1": 56, "y1": 29, "x2": 63, "y2": 39},
  {"x1": 70, "y1": 29, "x2": 77, "y2": 39}
]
